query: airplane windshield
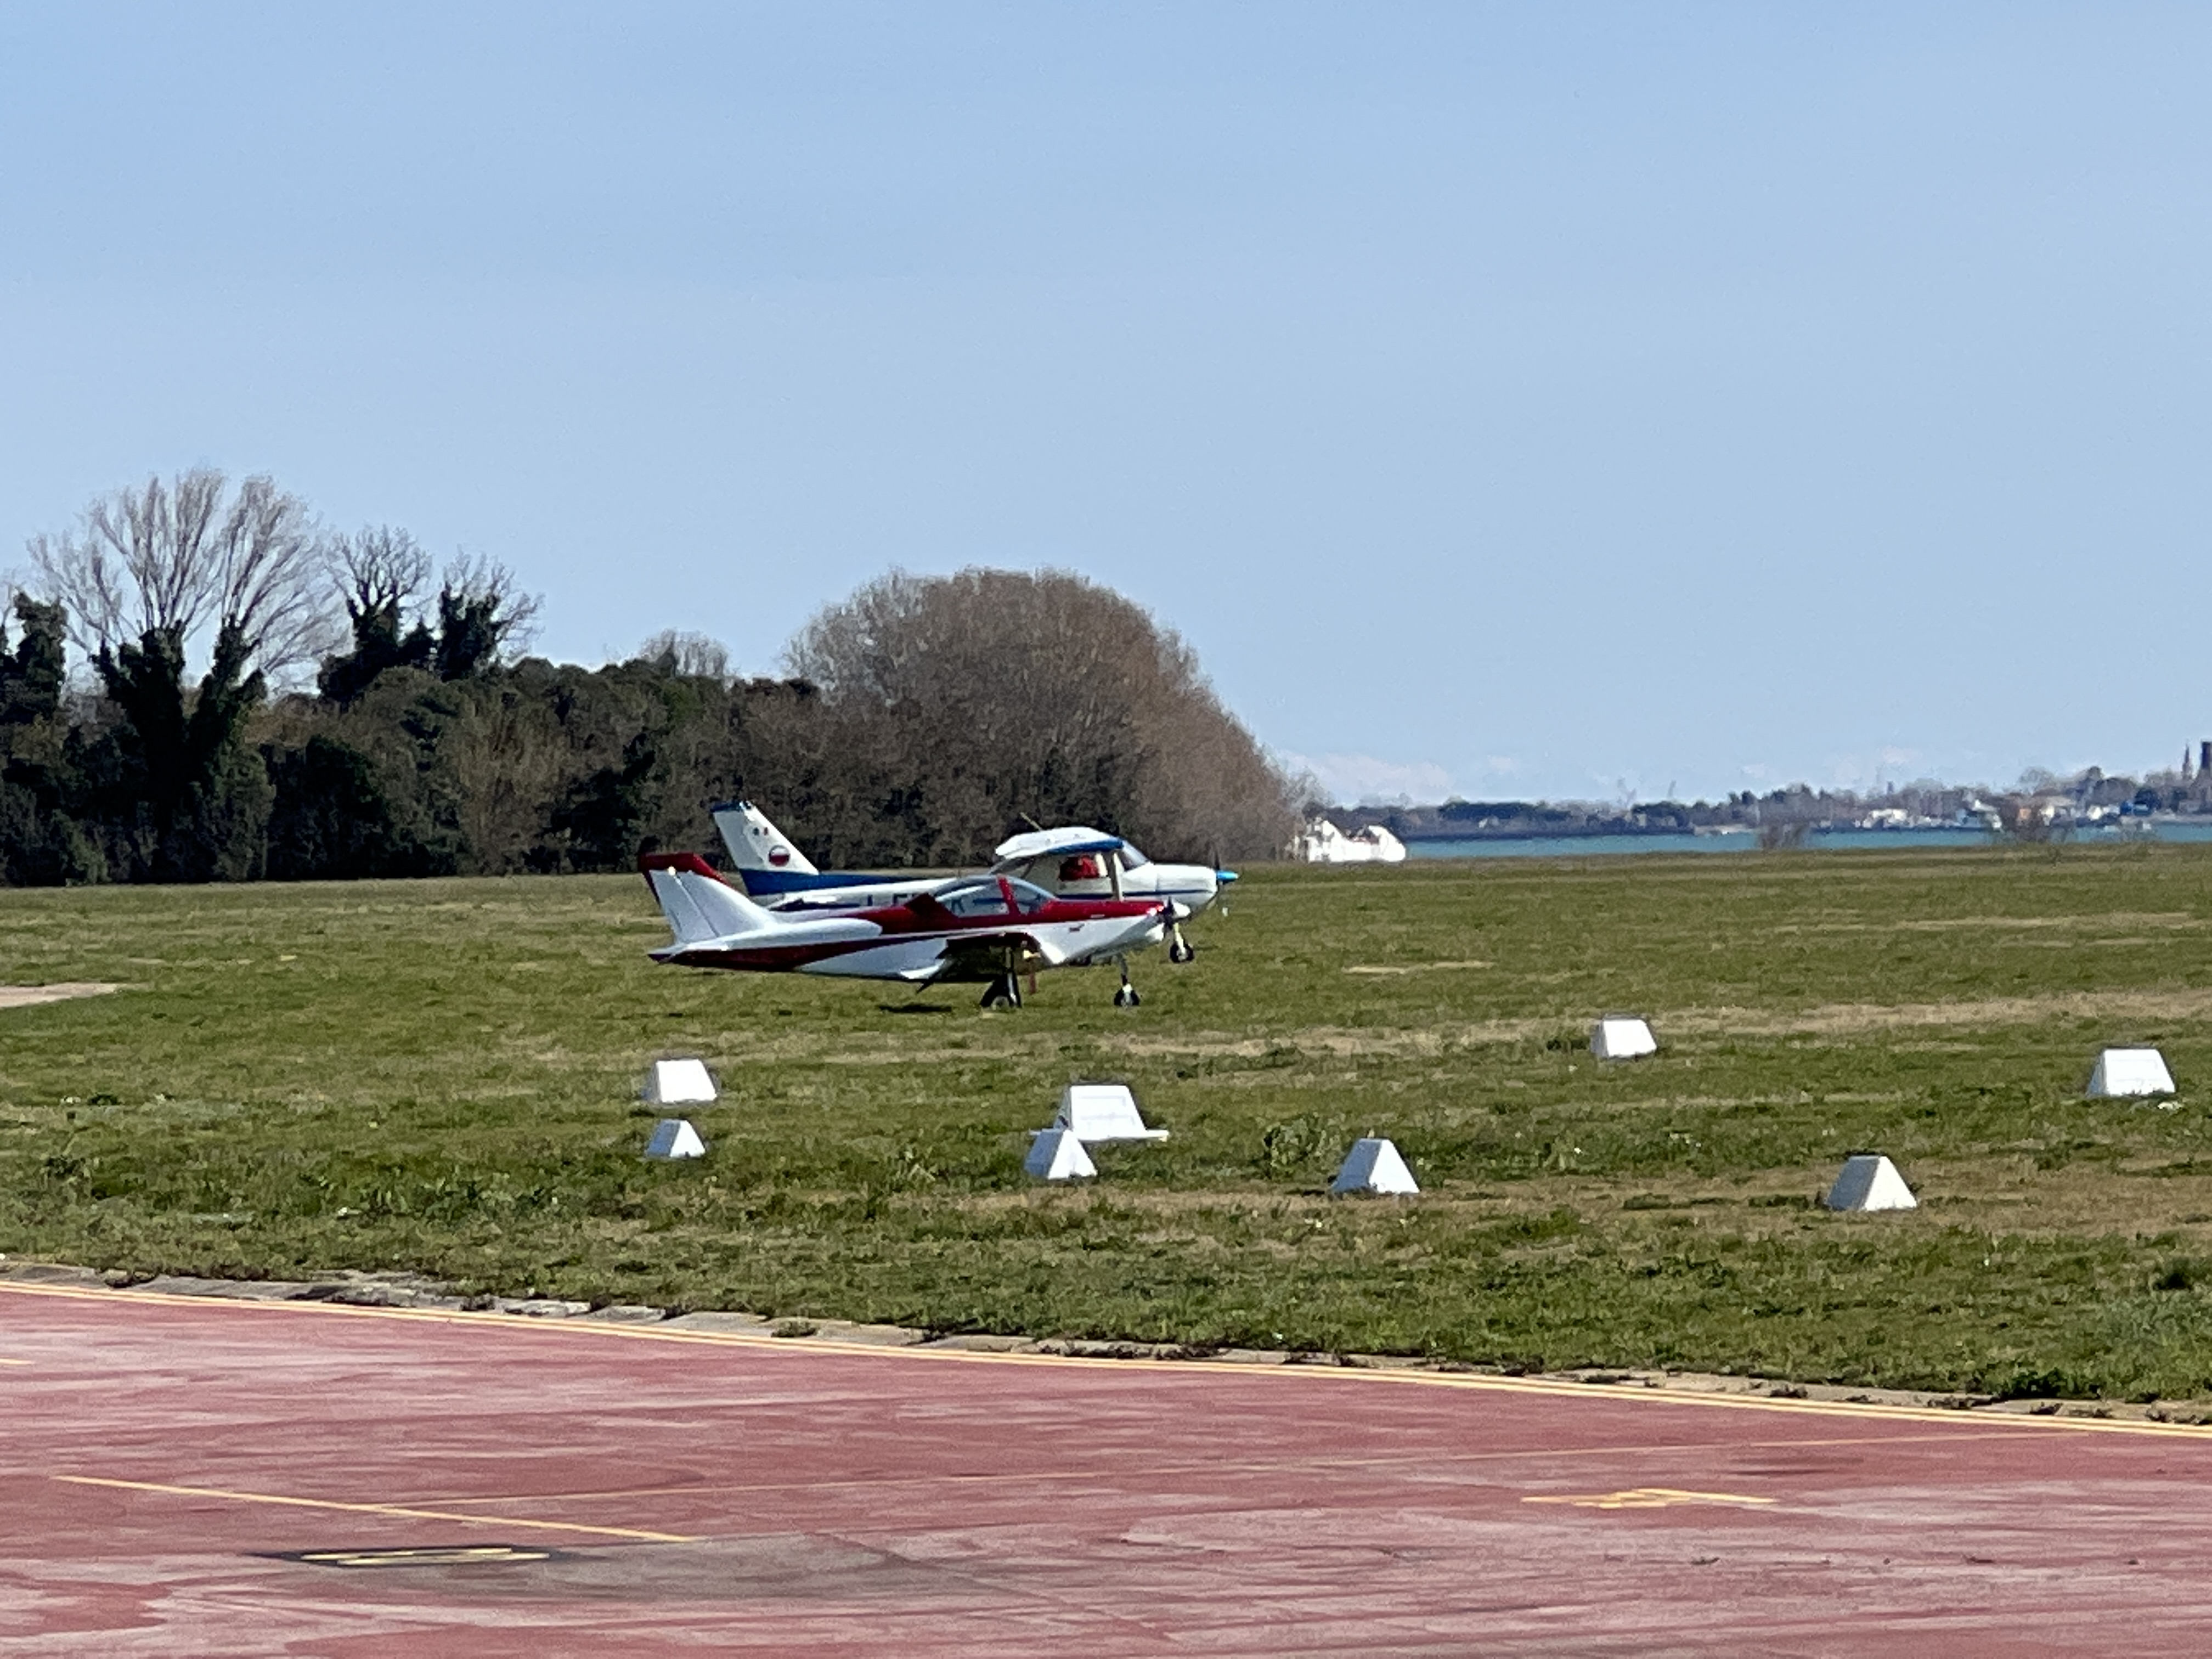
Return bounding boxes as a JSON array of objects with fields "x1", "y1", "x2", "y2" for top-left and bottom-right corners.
[
  {"x1": 932, "y1": 878, "x2": 1009, "y2": 918},
  {"x1": 1006, "y1": 879, "x2": 1054, "y2": 915},
  {"x1": 1117, "y1": 842, "x2": 1150, "y2": 869}
]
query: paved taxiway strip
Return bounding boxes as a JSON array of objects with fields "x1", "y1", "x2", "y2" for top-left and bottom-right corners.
[{"x1": 8, "y1": 1279, "x2": 2212, "y2": 1655}]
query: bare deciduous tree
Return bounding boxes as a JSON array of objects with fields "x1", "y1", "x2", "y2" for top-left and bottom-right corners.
[
  {"x1": 27, "y1": 468, "x2": 340, "y2": 680},
  {"x1": 435, "y1": 551, "x2": 542, "y2": 678},
  {"x1": 635, "y1": 629, "x2": 732, "y2": 680},
  {"x1": 334, "y1": 525, "x2": 433, "y2": 622},
  {"x1": 213, "y1": 476, "x2": 340, "y2": 678},
  {"x1": 785, "y1": 567, "x2": 1297, "y2": 862}
]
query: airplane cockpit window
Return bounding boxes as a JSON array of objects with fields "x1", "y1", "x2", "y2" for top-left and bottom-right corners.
[
  {"x1": 1006, "y1": 879, "x2": 1054, "y2": 915},
  {"x1": 1117, "y1": 842, "x2": 1150, "y2": 869},
  {"x1": 1059, "y1": 854, "x2": 1103, "y2": 882},
  {"x1": 933, "y1": 878, "x2": 1010, "y2": 918}
]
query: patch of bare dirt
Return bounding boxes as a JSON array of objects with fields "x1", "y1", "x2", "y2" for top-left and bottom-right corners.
[
  {"x1": 1787, "y1": 912, "x2": 2204, "y2": 935},
  {"x1": 1101, "y1": 988, "x2": 2212, "y2": 1064},
  {"x1": 0, "y1": 983, "x2": 119, "y2": 1009},
  {"x1": 1912, "y1": 1159, "x2": 2212, "y2": 1239},
  {"x1": 1109, "y1": 1019, "x2": 1560, "y2": 1060},
  {"x1": 960, "y1": 1163, "x2": 2212, "y2": 1245},
  {"x1": 1667, "y1": 988, "x2": 2212, "y2": 1039},
  {"x1": 1342, "y1": 960, "x2": 1495, "y2": 976}
]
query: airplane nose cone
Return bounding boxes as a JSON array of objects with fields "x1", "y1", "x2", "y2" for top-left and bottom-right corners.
[{"x1": 1216, "y1": 869, "x2": 1239, "y2": 884}]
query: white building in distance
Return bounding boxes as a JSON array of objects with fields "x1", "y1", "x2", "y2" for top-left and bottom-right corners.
[{"x1": 1291, "y1": 818, "x2": 1409, "y2": 864}]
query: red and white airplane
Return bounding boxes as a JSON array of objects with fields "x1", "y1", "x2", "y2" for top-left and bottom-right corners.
[
  {"x1": 709, "y1": 800, "x2": 1235, "y2": 963},
  {"x1": 640, "y1": 852, "x2": 1171, "y2": 1008}
]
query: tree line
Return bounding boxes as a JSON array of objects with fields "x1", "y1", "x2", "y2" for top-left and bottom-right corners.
[{"x1": 0, "y1": 471, "x2": 1296, "y2": 885}]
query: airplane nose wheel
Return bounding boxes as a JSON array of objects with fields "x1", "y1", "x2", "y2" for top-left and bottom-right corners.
[
  {"x1": 1113, "y1": 957, "x2": 1142, "y2": 1008},
  {"x1": 1167, "y1": 926, "x2": 1196, "y2": 965},
  {"x1": 980, "y1": 972, "x2": 1023, "y2": 1009}
]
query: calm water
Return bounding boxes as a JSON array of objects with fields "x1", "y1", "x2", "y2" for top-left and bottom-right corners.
[{"x1": 1404, "y1": 823, "x2": 2212, "y2": 861}]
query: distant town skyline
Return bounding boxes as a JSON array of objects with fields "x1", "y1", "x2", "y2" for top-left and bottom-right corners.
[
  {"x1": 1293, "y1": 742, "x2": 2212, "y2": 809},
  {"x1": 1294, "y1": 747, "x2": 2212, "y2": 810},
  {"x1": 5, "y1": 5, "x2": 2208, "y2": 803}
]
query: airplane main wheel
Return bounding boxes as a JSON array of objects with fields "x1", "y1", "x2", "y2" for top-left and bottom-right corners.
[
  {"x1": 1113, "y1": 983, "x2": 1141, "y2": 1009},
  {"x1": 1168, "y1": 935, "x2": 1196, "y2": 964},
  {"x1": 980, "y1": 973, "x2": 1023, "y2": 1009}
]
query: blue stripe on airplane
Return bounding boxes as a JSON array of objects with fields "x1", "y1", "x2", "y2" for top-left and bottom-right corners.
[{"x1": 732, "y1": 867, "x2": 889, "y2": 895}]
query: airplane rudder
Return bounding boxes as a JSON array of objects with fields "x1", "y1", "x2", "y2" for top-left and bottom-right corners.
[
  {"x1": 682, "y1": 865, "x2": 776, "y2": 936},
  {"x1": 710, "y1": 799, "x2": 820, "y2": 877},
  {"x1": 647, "y1": 866, "x2": 714, "y2": 946}
]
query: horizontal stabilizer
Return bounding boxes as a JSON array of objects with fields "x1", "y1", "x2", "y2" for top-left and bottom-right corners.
[{"x1": 642, "y1": 852, "x2": 777, "y2": 946}]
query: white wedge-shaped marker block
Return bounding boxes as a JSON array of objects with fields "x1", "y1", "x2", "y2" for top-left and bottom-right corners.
[
  {"x1": 644, "y1": 1118, "x2": 708, "y2": 1159},
  {"x1": 1053, "y1": 1084, "x2": 1168, "y2": 1143},
  {"x1": 644, "y1": 1058, "x2": 718, "y2": 1104},
  {"x1": 2087, "y1": 1047, "x2": 2176, "y2": 1097},
  {"x1": 1024, "y1": 1127, "x2": 1097, "y2": 1181},
  {"x1": 1330, "y1": 1137, "x2": 1420, "y2": 1197},
  {"x1": 1590, "y1": 1017, "x2": 1658, "y2": 1060},
  {"x1": 1824, "y1": 1154, "x2": 1916, "y2": 1211}
]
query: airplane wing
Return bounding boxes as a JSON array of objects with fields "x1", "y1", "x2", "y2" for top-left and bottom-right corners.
[{"x1": 990, "y1": 826, "x2": 1125, "y2": 866}]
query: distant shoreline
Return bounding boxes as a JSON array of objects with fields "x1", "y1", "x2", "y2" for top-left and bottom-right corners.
[
  {"x1": 1395, "y1": 821, "x2": 2212, "y2": 860},
  {"x1": 1389, "y1": 816, "x2": 2211, "y2": 843}
]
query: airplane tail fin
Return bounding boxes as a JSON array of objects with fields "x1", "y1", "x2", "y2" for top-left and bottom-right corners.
[
  {"x1": 709, "y1": 800, "x2": 820, "y2": 882},
  {"x1": 641, "y1": 851, "x2": 777, "y2": 947}
]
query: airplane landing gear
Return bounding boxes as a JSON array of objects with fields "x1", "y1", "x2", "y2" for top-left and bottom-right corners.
[
  {"x1": 980, "y1": 972, "x2": 1023, "y2": 1009},
  {"x1": 1167, "y1": 925, "x2": 1195, "y2": 964},
  {"x1": 1113, "y1": 957, "x2": 1142, "y2": 1008}
]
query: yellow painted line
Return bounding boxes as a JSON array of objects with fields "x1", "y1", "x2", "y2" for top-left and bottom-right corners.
[
  {"x1": 0, "y1": 1356, "x2": 30, "y2": 1365},
  {"x1": 10, "y1": 1278, "x2": 2212, "y2": 1443},
  {"x1": 52, "y1": 1475, "x2": 695, "y2": 1543},
  {"x1": 1524, "y1": 1486, "x2": 1776, "y2": 1511}
]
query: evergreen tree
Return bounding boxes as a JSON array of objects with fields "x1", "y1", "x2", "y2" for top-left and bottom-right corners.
[
  {"x1": 0, "y1": 597, "x2": 99, "y2": 885},
  {"x1": 90, "y1": 621, "x2": 271, "y2": 882},
  {"x1": 318, "y1": 597, "x2": 435, "y2": 707}
]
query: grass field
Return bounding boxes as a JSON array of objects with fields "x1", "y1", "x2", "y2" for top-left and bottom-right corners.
[{"x1": 10, "y1": 845, "x2": 2212, "y2": 1400}]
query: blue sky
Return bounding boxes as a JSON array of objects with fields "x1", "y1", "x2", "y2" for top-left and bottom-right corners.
[{"x1": 3, "y1": 4, "x2": 2208, "y2": 803}]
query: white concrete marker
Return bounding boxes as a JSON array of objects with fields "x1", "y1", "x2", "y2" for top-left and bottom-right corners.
[
  {"x1": 643, "y1": 1058, "x2": 718, "y2": 1105},
  {"x1": 2087, "y1": 1047, "x2": 2176, "y2": 1097},
  {"x1": 1590, "y1": 1016, "x2": 1658, "y2": 1060},
  {"x1": 1053, "y1": 1084, "x2": 1168, "y2": 1143},
  {"x1": 1024, "y1": 1127, "x2": 1098, "y2": 1181},
  {"x1": 1824, "y1": 1154, "x2": 1916, "y2": 1212},
  {"x1": 1330, "y1": 1137, "x2": 1420, "y2": 1197},
  {"x1": 644, "y1": 1118, "x2": 708, "y2": 1160}
]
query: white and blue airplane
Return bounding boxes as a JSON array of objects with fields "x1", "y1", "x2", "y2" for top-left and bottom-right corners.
[{"x1": 709, "y1": 800, "x2": 1235, "y2": 963}]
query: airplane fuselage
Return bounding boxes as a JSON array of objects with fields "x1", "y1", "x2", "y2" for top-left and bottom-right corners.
[
  {"x1": 736, "y1": 854, "x2": 1223, "y2": 919},
  {"x1": 644, "y1": 858, "x2": 1169, "y2": 984}
]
